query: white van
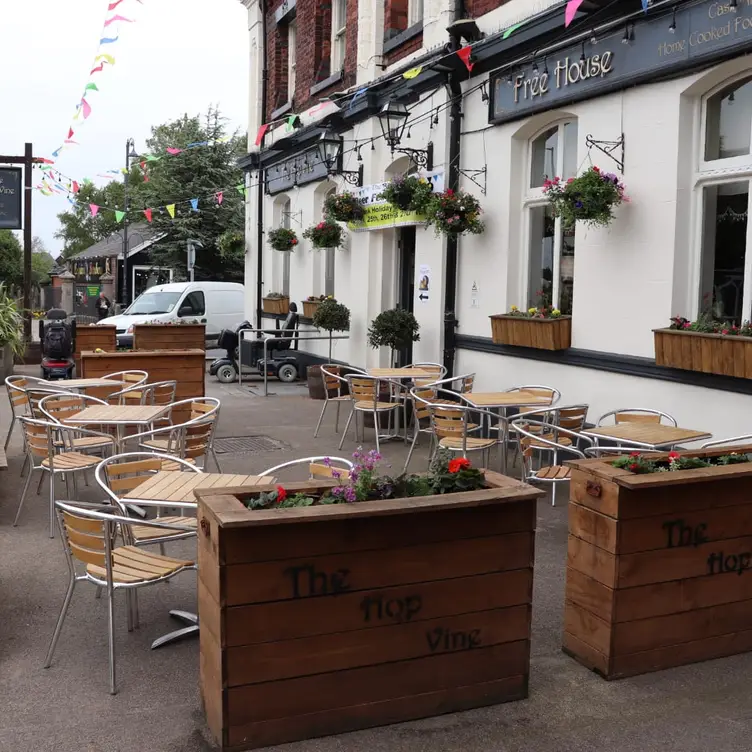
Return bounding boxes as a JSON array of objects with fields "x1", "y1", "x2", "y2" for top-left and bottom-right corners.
[{"x1": 101, "y1": 281, "x2": 245, "y2": 348}]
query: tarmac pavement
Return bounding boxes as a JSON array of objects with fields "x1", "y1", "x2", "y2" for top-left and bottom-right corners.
[{"x1": 1, "y1": 369, "x2": 751, "y2": 752}]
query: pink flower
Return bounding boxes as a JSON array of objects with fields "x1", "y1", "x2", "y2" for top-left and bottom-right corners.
[{"x1": 722, "y1": 329, "x2": 729, "y2": 335}]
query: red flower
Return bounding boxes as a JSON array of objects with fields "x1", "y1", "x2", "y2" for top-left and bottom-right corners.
[
  {"x1": 629, "y1": 463, "x2": 639, "y2": 472},
  {"x1": 722, "y1": 329, "x2": 729, "y2": 335},
  {"x1": 448, "y1": 457, "x2": 471, "y2": 473},
  {"x1": 275, "y1": 486, "x2": 287, "y2": 503},
  {"x1": 668, "y1": 451, "x2": 680, "y2": 460},
  {"x1": 630, "y1": 452, "x2": 640, "y2": 458},
  {"x1": 291, "y1": 238, "x2": 298, "y2": 245},
  {"x1": 593, "y1": 166, "x2": 600, "y2": 172},
  {"x1": 445, "y1": 188, "x2": 454, "y2": 197}
]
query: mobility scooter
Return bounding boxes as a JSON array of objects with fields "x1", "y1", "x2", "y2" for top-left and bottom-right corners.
[{"x1": 39, "y1": 308, "x2": 75, "y2": 380}]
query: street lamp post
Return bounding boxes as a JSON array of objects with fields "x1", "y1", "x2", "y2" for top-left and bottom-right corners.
[{"x1": 122, "y1": 137, "x2": 139, "y2": 307}]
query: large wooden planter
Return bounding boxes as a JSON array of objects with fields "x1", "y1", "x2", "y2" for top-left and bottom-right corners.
[
  {"x1": 80, "y1": 348, "x2": 204, "y2": 423},
  {"x1": 262, "y1": 296, "x2": 289, "y2": 316},
  {"x1": 74, "y1": 325, "x2": 116, "y2": 375},
  {"x1": 490, "y1": 315, "x2": 571, "y2": 351},
  {"x1": 564, "y1": 446, "x2": 752, "y2": 680},
  {"x1": 133, "y1": 323, "x2": 206, "y2": 351},
  {"x1": 302, "y1": 300, "x2": 320, "y2": 319},
  {"x1": 195, "y1": 472, "x2": 542, "y2": 750},
  {"x1": 654, "y1": 327, "x2": 752, "y2": 379}
]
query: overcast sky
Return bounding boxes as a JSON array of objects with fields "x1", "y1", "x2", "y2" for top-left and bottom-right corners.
[{"x1": 1, "y1": 0, "x2": 249, "y2": 255}]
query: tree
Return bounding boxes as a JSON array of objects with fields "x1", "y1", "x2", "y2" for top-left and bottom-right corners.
[{"x1": 0, "y1": 231, "x2": 22, "y2": 291}]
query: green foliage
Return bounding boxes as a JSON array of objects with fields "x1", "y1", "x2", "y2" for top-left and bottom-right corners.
[
  {"x1": 425, "y1": 189, "x2": 485, "y2": 236},
  {"x1": 0, "y1": 231, "x2": 22, "y2": 290},
  {"x1": 324, "y1": 192, "x2": 365, "y2": 222},
  {"x1": 312, "y1": 299, "x2": 350, "y2": 332},
  {"x1": 302, "y1": 219, "x2": 344, "y2": 249},
  {"x1": 367, "y1": 308, "x2": 420, "y2": 352},
  {"x1": 378, "y1": 175, "x2": 435, "y2": 212},
  {"x1": 245, "y1": 487, "x2": 316, "y2": 509},
  {"x1": 612, "y1": 451, "x2": 751, "y2": 474},
  {"x1": 267, "y1": 227, "x2": 298, "y2": 251},
  {"x1": 0, "y1": 283, "x2": 24, "y2": 355}
]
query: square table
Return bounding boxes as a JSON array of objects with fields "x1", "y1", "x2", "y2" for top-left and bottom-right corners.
[
  {"x1": 582, "y1": 423, "x2": 712, "y2": 449},
  {"x1": 367, "y1": 368, "x2": 437, "y2": 379},
  {"x1": 122, "y1": 471, "x2": 275, "y2": 505},
  {"x1": 66, "y1": 404, "x2": 169, "y2": 449}
]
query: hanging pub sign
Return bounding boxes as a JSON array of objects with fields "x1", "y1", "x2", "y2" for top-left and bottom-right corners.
[
  {"x1": 491, "y1": 0, "x2": 752, "y2": 124},
  {"x1": 0, "y1": 167, "x2": 22, "y2": 230}
]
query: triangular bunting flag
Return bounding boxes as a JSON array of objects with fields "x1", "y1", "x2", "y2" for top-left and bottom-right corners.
[
  {"x1": 255, "y1": 123, "x2": 270, "y2": 146},
  {"x1": 108, "y1": 0, "x2": 124, "y2": 9},
  {"x1": 115, "y1": 210, "x2": 125, "y2": 222},
  {"x1": 403, "y1": 66, "x2": 422, "y2": 80},
  {"x1": 216, "y1": 191, "x2": 223, "y2": 205},
  {"x1": 286, "y1": 115, "x2": 301, "y2": 133},
  {"x1": 502, "y1": 21, "x2": 525, "y2": 39},
  {"x1": 166, "y1": 204, "x2": 176, "y2": 218},
  {"x1": 190, "y1": 198, "x2": 199, "y2": 211},
  {"x1": 72, "y1": 181, "x2": 80, "y2": 194},
  {"x1": 641, "y1": 0, "x2": 649, "y2": 11},
  {"x1": 90, "y1": 204, "x2": 99, "y2": 217},
  {"x1": 67, "y1": 128, "x2": 74, "y2": 139},
  {"x1": 144, "y1": 208, "x2": 152, "y2": 223},
  {"x1": 565, "y1": 0, "x2": 584, "y2": 27},
  {"x1": 104, "y1": 15, "x2": 133, "y2": 27},
  {"x1": 166, "y1": 147, "x2": 182, "y2": 155},
  {"x1": 457, "y1": 46, "x2": 474, "y2": 73},
  {"x1": 90, "y1": 63, "x2": 105, "y2": 75},
  {"x1": 236, "y1": 184, "x2": 247, "y2": 197},
  {"x1": 99, "y1": 36, "x2": 119, "y2": 45},
  {"x1": 81, "y1": 99, "x2": 92, "y2": 119},
  {"x1": 145, "y1": 154, "x2": 159, "y2": 162},
  {"x1": 348, "y1": 87, "x2": 367, "y2": 112},
  {"x1": 95, "y1": 54, "x2": 115, "y2": 65}
]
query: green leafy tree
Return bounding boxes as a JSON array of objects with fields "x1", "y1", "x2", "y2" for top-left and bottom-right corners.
[{"x1": 0, "y1": 231, "x2": 22, "y2": 291}]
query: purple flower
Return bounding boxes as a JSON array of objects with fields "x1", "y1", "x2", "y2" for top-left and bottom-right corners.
[
  {"x1": 322, "y1": 457, "x2": 332, "y2": 467},
  {"x1": 575, "y1": 200, "x2": 583, "y2": 209},
  {"x1": 344, "y1": 486, "x2": 357, "y2": 503},
  {"x1": 331, "y1": 470, "x2": 341, "y2": 479}
]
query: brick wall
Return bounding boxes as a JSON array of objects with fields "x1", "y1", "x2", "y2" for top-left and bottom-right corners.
[
  {"x1": 464, "y1": 0, "x2": 513, "y2": 19},
  {"x1": 384, "y1": 32, "x2": 422, "y2": 67},
  {"x1": 384, "y1": 0, "x2": 408, "y2": 40}
]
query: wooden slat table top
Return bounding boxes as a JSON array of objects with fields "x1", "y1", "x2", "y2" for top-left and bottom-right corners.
[
  {"x1": 123, "y1": 471, "x2": 275, "y2": 504},
  {"x1": 368, "y1": 368, "x2": 436, "y2": 379},
  {"x1": 38, "y1": 378, "x2": 124, "y2": 389},
  {"x1": 66, "y1": 404, "x2": 167, "y2": 425},
  {"x1": 583, "y1": 423, "x2": 712, "y2": 447},
  {"x1": 463, "y1": 391, "x2": 553, "y2": 407}
]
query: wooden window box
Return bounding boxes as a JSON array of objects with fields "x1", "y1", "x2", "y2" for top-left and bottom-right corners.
[
  {"x1": 262, "y1": 296, "x2": 290, "y2": 316},
  {"x1": 302, "y1": 300, "x2": 320, "y2": 319},
  {"x1": 195, "y1": 472, "x2": 542, "y2": 750},
  {"x1": 489, "y1": 315, "x2": 572, "y2": 351},
  {"x1": 564, "y1": 446, "x2": 752, "y2": 680},
  {"x1": 133, "y1": 323, "x2": 206, "y2": 351},
  {"x1": 654, "y1": 327, "x2": 752, "y2": 379}
]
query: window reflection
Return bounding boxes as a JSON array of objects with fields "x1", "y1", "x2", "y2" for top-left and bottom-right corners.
[{"x1": 705, "y1": 77, "x2": 752, "y2": 161}]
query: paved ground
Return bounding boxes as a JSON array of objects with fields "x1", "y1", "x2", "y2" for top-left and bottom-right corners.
[{"x1": 1, "y1": 369, "x2": 752, "y2": 752}]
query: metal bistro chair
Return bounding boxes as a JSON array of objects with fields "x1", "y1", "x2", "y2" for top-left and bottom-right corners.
[
  {"x1": 15, "y1": 416, "x2": 116, "y2": 537},
  {"x1": 103, "y1": 370, "x2": 148, "y2": 392},
  {"x1": 339, "y1": 374, "x2": 401, "y2": 452},
  {"x1": 25, "y1": 386, "x2": 77, "y2": 420},
  {"x1": 39, "y1": 392, "x2": 115, "y2": 455},
  {"x1": 392, "y1": 363, "x2": 448, "y2": 445},
  {"x1": 313, "y1": 365, "x2": 366, "y2": 438},
  {"x1": 44, "y1": 500, "x2": 195, "y2": 694},
  {"x1": 5, "y1": 375, "x2": 45, "y2": 451},
  {"x1": 596, "y1": 408, "x2": 678, "y2": 427},
  {"x1": 513, "y1": 419, "x2": 593, "y2": 506},
  {"x1": 425, "y1": 372, "x2": 476, "y2": 393},
  {"x1": 260, "y1": 456, "x2": 354, "y2": 480},
  {"x1": 702, "y1": 435, "x2": 752, "y2": 450},
  {"x1": 404, "y1": 386, "x2": 439, "y2": 472}
]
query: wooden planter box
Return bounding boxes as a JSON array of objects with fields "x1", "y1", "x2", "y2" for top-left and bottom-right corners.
[
  {"x1": 74, "y1": 325, "x2": 116, "y2": 376},
  {"x1": 302, "y1": 300, "x2": 320, "y2": 319},
  {"x1": 654, "y1": 327, "x2": 752, "y2": 379},
  {"x1": 262, "y1": 296, "x2": 289, "y2": 316},
  {"x1": 80, "y1": 348, "x2": 204, "y2": 424},
  {"x1": 489, "y1": 315, "x2": 571, "y2": 351},
  {"x1": 195, "y1": 472, "x2": 542, "y2": 750},
  {"x1": 133, "y1": 323, "x2": 206, "y2": 351},
  {"x1": 564, "y1": 446, "x2": 752, "y2": 680}
]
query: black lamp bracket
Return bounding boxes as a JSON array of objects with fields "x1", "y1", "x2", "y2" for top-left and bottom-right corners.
[
  {"x1": 339, "y1": 165, "x2": 364, "y2": 186},
  {"x1": 459, "y1": 166, "x2": 487, "y2": 195},
  {"x1": 585, "y1": 133, "x2": 625, "y2": 173},
  {"x1": 391, "y1": 141, "x2": 434, "y2": 171}
]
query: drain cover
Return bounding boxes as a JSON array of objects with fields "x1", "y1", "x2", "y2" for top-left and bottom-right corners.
[{"x1": 214, "y1": 436, "x2": 288, "y2": 454}]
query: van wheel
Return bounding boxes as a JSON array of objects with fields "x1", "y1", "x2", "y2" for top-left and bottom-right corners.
[
  {"x1": 277, "y1": 363, "x2": 298, "y2": 383},
  {"x1": 216, "y1": 364, "x2": 238, "y2": 383}
]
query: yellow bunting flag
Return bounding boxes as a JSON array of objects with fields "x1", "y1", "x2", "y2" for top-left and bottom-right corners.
[
  {"x1": 403, "y1": 66, "x2": 422, "y2": 79},
  {"x1": 95, "y1": 54, "x2": 115, "y2": 65},
  {"x1": 166, "y1": 204, "x2": 176, "y2": 218}
]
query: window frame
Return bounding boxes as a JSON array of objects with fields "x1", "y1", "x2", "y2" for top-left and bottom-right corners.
[
  {"x1": 330, "y1": 0, "x2": 347, "y2": 74},
  {"x1": 287, "y1": 20, "x2": 297, "y2": 103},
  {"x1": 180, "y1": 290, "x2": 206, "y2": 317},
  {"x1": 407, "y1": 0, "x2": 423, "y2": 28},
  {"x1": 522, "y1": 119, "x2": 578, "y2": 311},
  {"x1": 324, "y1": 187, "x2": 336, "y2": 296}
]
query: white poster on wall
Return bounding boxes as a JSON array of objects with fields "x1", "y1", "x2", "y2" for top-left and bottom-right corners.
[{"x1": 418, "y1": 264, "x2": 431, "y2": 303}]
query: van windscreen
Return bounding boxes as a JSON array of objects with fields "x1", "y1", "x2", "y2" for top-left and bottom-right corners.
[{"x1": 125, "y1": 291, "x2": 182, "y2": 315}]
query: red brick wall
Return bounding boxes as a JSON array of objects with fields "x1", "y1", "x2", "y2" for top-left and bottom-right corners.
[
  {"x1": 464, "y1": 0, "x2": 513, "y2": 19},
  {"x1": 384, "y1": 32, "x2": 422, "y2": 67},
  {"x1": 384, "y1": 0, "x2": 408, "y2": 39}
]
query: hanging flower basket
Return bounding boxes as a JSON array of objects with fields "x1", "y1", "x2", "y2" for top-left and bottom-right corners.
[
  {"x1": 323, "y1": 191, "x2": 365, "y2": 222},
  {"x1": 543, "y1": 166, "x2": 627, "y2": 230},
  {"x1": 302, "y1": 219, "x2": 345, "y2": 249},
  {"x1": 267, "y1": 227, "x2": 299, "y2": 252},
  {"x1": 425, "y1": 189, "x2": 485, "y2": 236},
  {"x1": 378, "y1": 175, "x2": 435, "y2": 212}
]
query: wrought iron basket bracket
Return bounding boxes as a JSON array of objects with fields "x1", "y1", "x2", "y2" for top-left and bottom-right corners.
[
  {"x1": 281, "y1": 209, "x2": 303, "y2": 227},
  {"x1": 459, "y1": 167, "x2": 487, "y2": 195},
  {"x1": 585, "y1": 133, "x2": 625, "y2": 173}
]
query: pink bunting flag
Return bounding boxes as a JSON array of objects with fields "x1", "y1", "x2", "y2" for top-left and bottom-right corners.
[
  {"x1": 166, "y1": 147, "x2": 182, "y2": 155},
  {"x1": 104, "y1": 15, "x2": 133, "y2": 27},
  {"x1": 144, "y1": 208, "x2": 152, "y2": 223},
  {"x1": 565, "y1": 0, "x2": 584, "y2": 27},
  {"x1": 216, "y1": 191, "x2": 224, "y2": 205},
  {"x1": 67, "y1": 128, "x2": 74, "y2": 139},
  {"x1": 72, "y1": 181, "x2": 80, "y2": 194},
  {"x1": 90, "y1": 204, "x2": 99, "y2": 217},
  {"x1": 456, "y1": 46, "x2": 474, "y2": 73},
  {"x1": 81, "y1": 99, "x2": 92, "y2": 120},
  {"x1": 255, "y1": 123, "x2": 270, "y2": 146},
  {"x1": 108, "y1": 0, "x2": 124, "y2": 9},
  {"x1": 90, "y1": 63, "x2": 105, "y2": 75}
]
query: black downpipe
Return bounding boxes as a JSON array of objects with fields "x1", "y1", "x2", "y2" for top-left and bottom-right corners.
[
  {"x1": 256, "y1": 2, "x2": 268, "y2": 330},
  {"x1": 442, "y1": 0, "x2": 465, "y2": 377}
]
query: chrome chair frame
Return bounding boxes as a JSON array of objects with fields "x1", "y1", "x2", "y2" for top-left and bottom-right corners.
[
  {"x1": 702, "y1": 436, "x2": 752, "y2": 450},
  {"x1": 313, "y1": 365, "x2": 365, "y2": 439},
  {"x1": 260, "y1": 455, "x2": 354, "y2": 478},
  {"x1": 339, "y1": 374, "x2": 401, "y2": 452},
  {"x1": 422, "y1": 372, "x2": 476, "y2": 393},
  {"x1": 596, "y1": 408, "x2": 678, "y2": 427},
  {"x1": 5, "y1": 375, "x2": 45, "y2": 451}
]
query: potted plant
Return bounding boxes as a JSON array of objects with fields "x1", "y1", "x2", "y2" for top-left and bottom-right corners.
[
  {"x1": 378, "y1": 175, "x2": 435, "y2": 212},
  {"x1": 302, "y1": 220, "x2": 345, "y2": 250},
  {"x1": 323, "y1": 191, "x2": 365, "y2": 222},
  {"x1": 312, "y1": 298, "x2": 350, "y2": 360},
  {"x1": 424, "y1": 188, "x2": 485, "y2": 236},
  {"x1": 543, "y1": 166, "x2": 627, "y2": 230},
  {"x1": 302, "y1": 294, "x2": 333, "y2": 319},
  {"x1": 654, "y1": 311, "x2": 752, "y2": 378},
  {"x1": 267, "y1": 227, "x2": 299, "y2": 252},
  {"x1": 261, "y1": 291, "x2": 290, "y2": 316},
  {"x1": 565, "y1": 445, "x2": 752, "y2": 680},
  {"x1": 195, "y1": 448, "x2": 541, "y2": 750},
  {"x1": 490, "y1": 300, "x2": 571, "y2": 351},
  {"x1": 367, "y1": 307, "x2": 420, "y2": 365},
  {"x1": 0, "y1": 284, "x2": 24, "y2": 379}
]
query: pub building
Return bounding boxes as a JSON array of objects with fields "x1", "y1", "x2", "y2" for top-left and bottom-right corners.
[{"x1": 240, "y1": 0, "x2": 752, "y2": 438}]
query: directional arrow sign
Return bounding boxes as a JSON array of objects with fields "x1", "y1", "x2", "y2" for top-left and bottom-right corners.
[{"x1": 419, "y1": 293, "x2": 429, "y2": 302}]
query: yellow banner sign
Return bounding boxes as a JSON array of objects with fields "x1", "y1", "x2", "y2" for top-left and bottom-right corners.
[{"x1": 347, "y1": 203, "x2": 427, "y2": 232}]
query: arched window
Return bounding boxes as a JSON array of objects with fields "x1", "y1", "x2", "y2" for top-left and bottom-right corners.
[
  {"x1": 524, "y1": 119, "x2": 578, "y2": 314},
  {"x1": 696, "y1": 75, "x2": 752, "y2": 324}
]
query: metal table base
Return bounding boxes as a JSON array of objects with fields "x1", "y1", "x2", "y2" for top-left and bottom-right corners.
[{"x1": 151, "y1": 609, "x2": 198, "y2": 650}]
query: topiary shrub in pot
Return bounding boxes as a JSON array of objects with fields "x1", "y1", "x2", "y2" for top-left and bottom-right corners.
[
  {"x1": 367, "y1": 307, "x2": 420, "y2": 366},
  {"x1": 312, "y1": 299, "x2": 351, "y2": 361}
]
